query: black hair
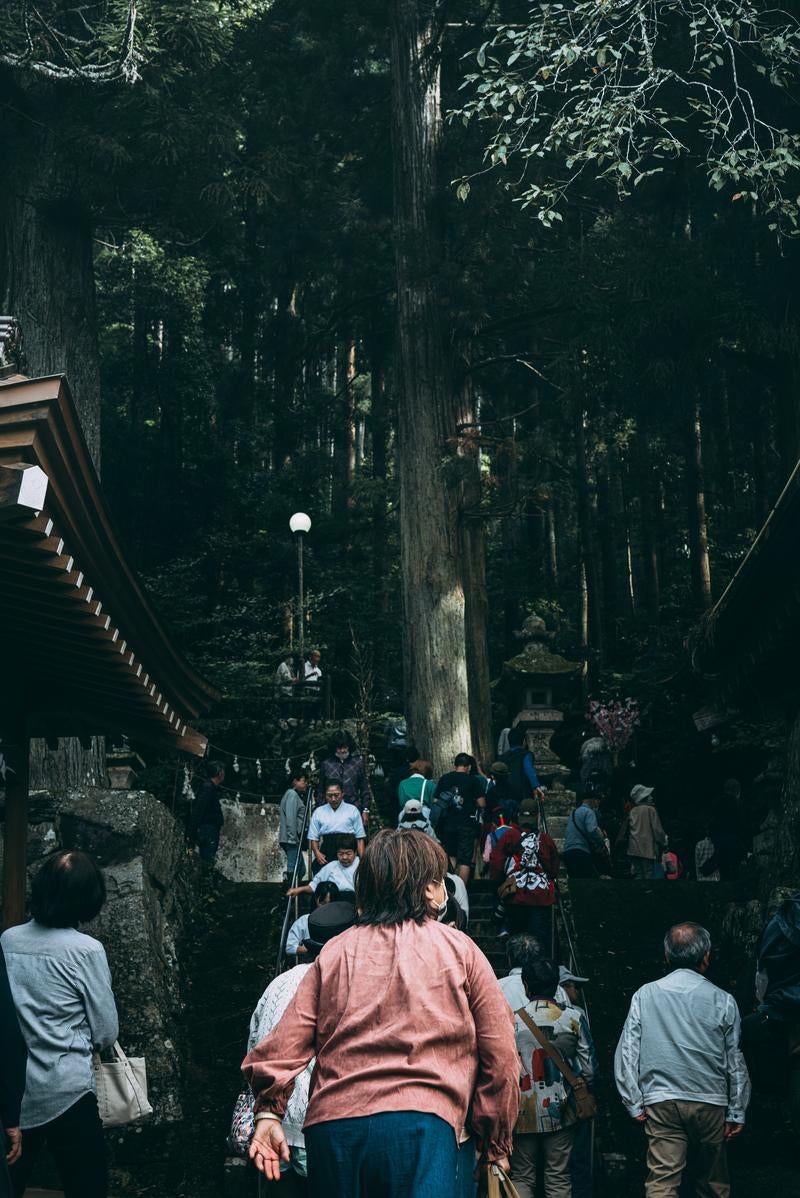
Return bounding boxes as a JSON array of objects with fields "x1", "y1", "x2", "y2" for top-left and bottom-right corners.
[
  {"x1": 336, "y1": 833, "x2": 357, "y2": 853},
  {"x1": 291, "y1": 770, "x2": 308, "y2": 784},
  {"x1": 521, "y1": 957, "x2": 560, "y2": 1000},
  {"x1": 207, "y1": 761, "x2": 225, "y2": 779},
  {"x1": 330, "y1": 729, "x2": 354, "y2": 753},
  {"x1": 508, "y1": 726, "x2": 525, "y2": 748},
  {"x1": 454, "y1": 752, "x2": 473, "y2": 768},
  {"x1": 314, "y1": 881, "x2": 340, "y2": 904},
  {"x1": 31, "y1": 850, "x2": 107, "y2": 928}
]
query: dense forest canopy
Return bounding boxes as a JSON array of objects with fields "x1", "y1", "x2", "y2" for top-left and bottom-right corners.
[{"x1": 2, "y1": 0, "x2": 800, "y2": 775}]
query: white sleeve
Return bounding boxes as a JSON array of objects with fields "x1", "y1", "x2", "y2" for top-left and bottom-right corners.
[
  {"x1": 724, "y1": 998, "x2": 751, "y2": 1123},
  {"x1": 614, "y1": 990, "x2": 644, "y2": 1117},
  {"x1": 286, "y1": 917, "x2": 308, "y2": 956}
]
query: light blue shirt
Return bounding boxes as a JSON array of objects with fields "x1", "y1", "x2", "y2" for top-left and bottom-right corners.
[
  {"x1": 563, "y1": 803, "x2": 604, "y2": 854},
  {"x1": 310, "y1": 858, "x2": 359, "y2": 893},
  {"x1": 614, "y1": 969, "x2": 751, "y2": 1122},
  {"x1": 286, "y1": 914, "x2": 310, "y2": 955},
  {"x1": 307, "y1": 801, "x2": 365, "y2": 845},
  {"x1": 1, "y1": 921, "x2": 119, "y2": 1128}
]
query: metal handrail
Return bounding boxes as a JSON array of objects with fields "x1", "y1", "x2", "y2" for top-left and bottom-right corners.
[
  {"x1": 273, "y1": 785, "x2": 316, "y2": 976},
  {"x1": 536, "y1": 792, "x2": 590, "y2": 1025}
]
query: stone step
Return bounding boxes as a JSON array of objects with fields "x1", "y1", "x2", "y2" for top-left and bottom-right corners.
[{"x1": 540, "y1": 791, "x2": 576, "y2": 815}]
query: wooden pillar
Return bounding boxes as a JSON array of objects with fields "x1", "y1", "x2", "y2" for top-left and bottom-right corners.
[{"x1": 2, "y1": 726, "x2": 30, "y2": 929}]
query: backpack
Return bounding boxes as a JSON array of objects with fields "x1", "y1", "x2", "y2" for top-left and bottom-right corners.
[
  {"x1": 429, "y1": 787, "x2": 462, "y2": 829},
  {"x1": 662, "y1": 850, "x2": 682, "y2": 880},
  {"x1": 506, "y1": 831, "x2": 552, "y2": 895},
  {"x1": 500, "y1": 748, "x2": 533, "y2": 806}
]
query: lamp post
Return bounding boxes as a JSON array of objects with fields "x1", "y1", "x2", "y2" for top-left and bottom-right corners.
[{"x1": 289, "y1": 512, "x2": 311, "y2": 679}]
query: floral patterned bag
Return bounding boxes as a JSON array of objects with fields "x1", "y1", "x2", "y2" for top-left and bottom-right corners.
[{"x1": 229, "y1": 1085, "x2": 255, "y2": 1155}]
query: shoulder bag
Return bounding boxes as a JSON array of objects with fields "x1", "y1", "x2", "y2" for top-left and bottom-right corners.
[
  {"x1": 93, "y1": 1040, "x2": 153, "y2": 1126},
  {"x1": 486, "y1": 1163, "x2": 522, "y2": 1198},
  {"x1": 515, "y1": 1008, "x2": 597, "y2": 1121}
]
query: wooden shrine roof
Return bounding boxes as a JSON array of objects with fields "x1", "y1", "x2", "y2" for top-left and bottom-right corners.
[
  {"x1": 0, "y1": 372, "x2": 218, "y2": 754},
  {"x1": 689, "y1": 457, "x2": 800, "y2": 702}
]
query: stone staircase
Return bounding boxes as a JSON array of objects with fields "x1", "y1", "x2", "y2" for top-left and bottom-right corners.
[{"x1": 539, "y1": 786, "x2": 576, "y2": 856}]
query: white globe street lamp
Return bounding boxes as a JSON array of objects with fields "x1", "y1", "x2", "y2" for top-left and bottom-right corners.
[
  {"x1": 289, "y1": 512, "x2": 311, "y2": 535},
  {"x1": 289, "y1": 513, "x2": 311, "y2": 667}
]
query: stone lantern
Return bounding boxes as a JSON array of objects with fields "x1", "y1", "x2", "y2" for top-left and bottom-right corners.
[{"x1": 498, "y1": 612, "x2": 580, "y2": 789}]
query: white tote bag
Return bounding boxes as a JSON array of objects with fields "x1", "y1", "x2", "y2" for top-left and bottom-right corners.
[{"x1": 93, "y1": 1040, "x2": 153, "y2": 1126}]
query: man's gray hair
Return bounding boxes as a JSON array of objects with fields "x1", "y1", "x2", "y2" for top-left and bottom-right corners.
[
  {"x1": 664, "y1": 922, "x2": 712, "y2": 968},
  {"x1": 507, "y1": 932, "x2": 543, "y2": 972}
]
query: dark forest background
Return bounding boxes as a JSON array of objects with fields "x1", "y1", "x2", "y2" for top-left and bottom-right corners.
[{"x1": 3, "y1": 0, "x2": 800, "y2": 783}]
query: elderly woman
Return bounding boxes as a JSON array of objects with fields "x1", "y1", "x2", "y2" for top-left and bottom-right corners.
[
  {"x1": 242, "y1": 828, "x2": 519, "y2": 1197},
  {"x1": 2, "y1": 850, "x2": 118, "y2": 1198}
]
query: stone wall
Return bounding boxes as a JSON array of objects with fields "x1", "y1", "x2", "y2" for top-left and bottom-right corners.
[
  {"x1": 0, "y1": 788, "x2": 196, "y2": 1124},
  {"x1": 216, "y1": 799, "x2": 285, "y2": 883}
]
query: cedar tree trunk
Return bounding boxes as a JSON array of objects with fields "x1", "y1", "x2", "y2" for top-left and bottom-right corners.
[{"x1": 390, "y1": 0, "x2": 471, "y2": 772}]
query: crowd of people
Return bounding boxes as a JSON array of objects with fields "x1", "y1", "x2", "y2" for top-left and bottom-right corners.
[
  {"x1": 275, "y1": 728, "x2": 562, "y2": 950},
  {"x1": 233, "y1": 826, "x2": 764, "y2": 1198},
  {"x1": 0, "y1": 781, "x2": 795, "y2": 1197},
  {"x1": 562, "y1": 770, "x2": 754, "y2": 885}
]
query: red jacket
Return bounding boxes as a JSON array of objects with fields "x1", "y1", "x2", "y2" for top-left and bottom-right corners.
[{"x1": 491, "y1": 827, "x2": 560, "y2": 907}]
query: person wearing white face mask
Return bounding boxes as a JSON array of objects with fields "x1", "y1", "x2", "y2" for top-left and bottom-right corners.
[
  {"x1": 315, "y1": 731, "x2": 373, "y2": 827},
  {"x1": 243, "y1": 829, "x2": 519, "y2": 1198}
]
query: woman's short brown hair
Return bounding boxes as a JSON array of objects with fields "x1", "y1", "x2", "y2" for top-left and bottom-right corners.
[
  {"x1": 356, "y1": 828, "x2": 447, "y2": 926},
  {"x1": 410, "y1": 758, "x2": 434, "y2": 780}
]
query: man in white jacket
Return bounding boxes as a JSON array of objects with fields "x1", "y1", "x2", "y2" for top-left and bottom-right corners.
[{"x1": 614, "y1": 922, "x2": 751, "y2": 1198}]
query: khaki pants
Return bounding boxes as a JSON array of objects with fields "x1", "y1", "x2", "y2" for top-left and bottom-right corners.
[
  {"x1": 644, "y1": 1100, "x2": 729, "y2": 1198},
  {"x1": 511, "y1": 1126, "x2": 576, "y2": 1198}
]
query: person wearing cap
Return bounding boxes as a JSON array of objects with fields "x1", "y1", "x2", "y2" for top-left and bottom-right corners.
[
  {"x1": 239, "y1": 902, "x2": 358, "y2": 1186},
  {"x1": 558, "y1": 966, "x2": 589, "y2": 1009},
  {"x1": 490, "y1": 799, "x2": 559, "y2": 946},
  {"x1": 397, "y1": 798, "x2": 436, "y2": 837},
  {"x1": 620, "y1": 785, "x2": 667, "y2": 880},
  {"x1": 243, "y1": 828, "x2": 519, "y2": 1196},
  {"x1": 285, "y1": 882, "x2": 340, "y2": 959},
  {"x1": 287, "y1": 836, "x2": 360, "y2": 899},
  {"x1": 563, "y1": 790, "x2": 610, "y2": 879},
  {"x1": 397, "y1": 759, "x2": 437, "y2": 810},
  {"x1": 557, "y1": 968, "x2": 598, "y2": 1198}
]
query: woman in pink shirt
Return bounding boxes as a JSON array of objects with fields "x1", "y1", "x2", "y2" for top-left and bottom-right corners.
[{"x1": 243, "y1": 828, "x2": 519, "y2": 1197}]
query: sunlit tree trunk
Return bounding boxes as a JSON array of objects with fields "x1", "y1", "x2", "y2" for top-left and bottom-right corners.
[
  {"x1": 456, "y1": 377, "x2": 492, "y2": 765},
  {"x1": 390, "y1": 0, "x2": 471, "y2": 772}
]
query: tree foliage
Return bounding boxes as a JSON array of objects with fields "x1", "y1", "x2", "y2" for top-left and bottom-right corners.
[
  {"x1": 3, "y1": 0, "x2": 800, "y2": 780},
  {"x1": 455, "y1": 0, "x2": 800, "y2": 231}
]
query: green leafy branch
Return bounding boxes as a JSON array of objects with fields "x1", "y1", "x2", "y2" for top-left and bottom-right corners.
[{"x1": 451, "y1": 0, "x2": 800, "y2": 233}]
